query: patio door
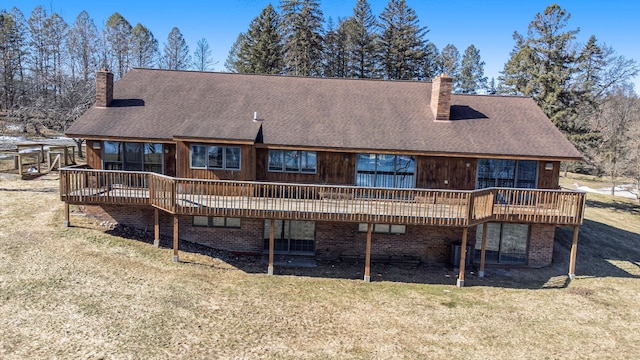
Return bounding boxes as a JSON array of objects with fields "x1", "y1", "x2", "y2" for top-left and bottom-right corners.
[{"x1": 263, "y1": 220, "x2": 315, "y2": 255}]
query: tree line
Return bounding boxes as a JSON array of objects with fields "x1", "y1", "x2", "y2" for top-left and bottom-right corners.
[
  {"x1": 226, "y1": 0, "x2": 487, "y2": 94},
  {"x1": 1, "y1": 1, "x2": 639, "y2": 194},
  {"x1": 0, "y1": 5, "x2": 211, "y2": 135}
]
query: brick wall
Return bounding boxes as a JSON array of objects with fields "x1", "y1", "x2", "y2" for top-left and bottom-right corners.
[
  {"x1": 528, "y1": 224, "x2": 556, "y2": 267},
  {"x1": 315, "y1": 222, "x2": 465, "y2": 263},
  {"x1": 82, "y1": 205, "x2": 555, "y2": 267}
]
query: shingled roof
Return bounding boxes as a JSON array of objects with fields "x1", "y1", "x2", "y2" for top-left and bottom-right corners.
[{"x1": 66, "y1": 68, "x2": 582, "y2": 160}]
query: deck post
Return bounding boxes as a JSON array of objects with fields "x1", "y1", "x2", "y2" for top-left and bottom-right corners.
[
  {"x1": 457, "y1": 228, "x2": 468, "y2": 287},
  {"x1": 172, "y1": 215, "x2": 179, "y2": 262},
  {"x1": 364, "y1": 223, "x2": 372, "y2": 282},
  {"x1": 568, "y1": 225, "x2": 580, "y2": 280},
  {"x1": 154, "y1": 208, "x2": 160, "y2": 247},
  {"x1": 63, "y1": 202, "x2": 70, "y2": 227},
  {"x1": 268, "y1": 219, "x2": 275, "y2": 275},
  {"x1": 479, "y1": 224, "x2": 488, "y2": 277}
]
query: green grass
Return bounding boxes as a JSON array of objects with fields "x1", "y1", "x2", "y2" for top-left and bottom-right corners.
[{"x1": 0, "y1": 173, "x2": 639, "y2": 359}]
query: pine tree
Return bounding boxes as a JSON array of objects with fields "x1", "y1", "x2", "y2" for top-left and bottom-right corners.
[
  {"x1": 421, "y1": 42, "x2": 440, "y2": 81},
  {"x1": 379, "y1": 0, "x2": 427, "y2": 80},
  {"x1": 280, "y1": 0, "x2": 324, "y2": 76},
  {"x1": 322, "y1": 17, "x2": 349, "y2": 78},
  {"x1": 244, "y1": 4, "x2": 283, "y2": 74},
  {"x1": 131, "y1": 23, "x2": 158, "y2": 68},
  {"x1": 192, "y1": 38, "x2": 214, "y2": 71},
  {"x1": 500, "y1": 4, "x2": 579, "y2": 127},
  {"x1": 458, "y1": 44, "x2": 487, "y2": 94},
  {"x1": 439, "y1": 44, "x2": 460, "y2": 80},
  {"x1": 161, "y1": 27, "x2": 190, "y2": 70},
  {"x1": 346, "y1": 0, "x2": 379, "y2": 78},
  {"x1": 224, "y1": 32, "x2": 247, "y2": 72},
  {"x1": 104, "y1": 12, "x2": 132, "y2": 79}
]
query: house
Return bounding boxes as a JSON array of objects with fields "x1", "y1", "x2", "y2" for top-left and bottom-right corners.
[{"x1": 60, "y1": 68, "x2": 585, "y2": 286}]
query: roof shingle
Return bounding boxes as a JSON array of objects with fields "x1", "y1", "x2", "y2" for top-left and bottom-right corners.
[{"x1": 66, "y1": 68, "x2": 582, "y2": 160}]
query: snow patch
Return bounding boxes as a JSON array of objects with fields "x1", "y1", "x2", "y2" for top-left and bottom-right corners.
[{"x1": 575, "y1": 184, "x2": 638, "y2": 200}]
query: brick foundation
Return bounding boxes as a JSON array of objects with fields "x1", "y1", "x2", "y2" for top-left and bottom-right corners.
[
  {"x1": 527, "y1": 224, "x2": 556, "y2": 267},
  {"x1": 81, "y1": 205, "x2": 555, "y2": 267}
]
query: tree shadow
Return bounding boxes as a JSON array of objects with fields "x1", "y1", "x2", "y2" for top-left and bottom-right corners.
[{"x1": 585, "y1": 198, "x2": 640, "y2": 215}]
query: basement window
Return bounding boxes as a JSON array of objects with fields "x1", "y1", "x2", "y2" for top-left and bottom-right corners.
[
  {"x1": 193, "y1": 216, "x2": 241, "y2": 228},
  {"x1": 358, "y1": 223, "x2": 406, "y2": 234}
]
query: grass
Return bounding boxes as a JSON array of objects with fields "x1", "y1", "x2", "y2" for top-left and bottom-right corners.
[{"x1": 1, "y1": 173, "x2": 639, "y2": 359}]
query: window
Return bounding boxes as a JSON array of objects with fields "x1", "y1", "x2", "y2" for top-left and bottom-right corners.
[
  {"x1": 103, "y1": 141, "x2": 163, "y2": 173},
  {"x1": 268, "y1": 150, "x2": 317, "y2": 173},
  {"x1": 263, "y1": 220, "x2": 315, "y2": 254},
  {"x1": 476, "y1": 159, "x2": 537, "y2": 189},
  {"x1": 193, "y1": 216, "x2": 241, "y2": 228},
  {"x1": 474, "y1": 223, "x2": 529, "y2": 264},
  {"x1": 190, "y1": 145, "x2": 241, "y2": 170},
  {"x1": 356, "y1": 153, "x2": 415, "y2": 188},
  {"x1": 358, "y1": 223, "x2": 406, "y2": 234}
]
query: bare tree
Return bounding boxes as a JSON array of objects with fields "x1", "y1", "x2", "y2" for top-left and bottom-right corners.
[
  {"x1": 594, "y1": 84, "x2": 640, "y2": 195},
  {"x1": 131, "y1": 23, "x2": 158, "y2": 68},
  {"x1": 161, "y1": 27, "x2": 190, "y2": 70},
  {"x1": 67, "y1": 11, "x2": 100, "y2": 82},
  {"x1": 104, "y1": 12, "x2": 132, "y2": 79},
  {"x1": 192, "y1": 37, "x2": 214, "y2": 71}
]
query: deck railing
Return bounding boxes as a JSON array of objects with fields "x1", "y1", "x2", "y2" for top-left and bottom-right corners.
[
  {"x1": 60, "y1": 167, "x2": 586, "y2": 227},
  {"x1": 60, "y1": 166, "x2": 151, "y2": 206}
]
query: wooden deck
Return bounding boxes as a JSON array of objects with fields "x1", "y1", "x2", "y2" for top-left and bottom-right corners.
[{"x1": 60, "y1": 167, "x2": 585, "y2": 227}]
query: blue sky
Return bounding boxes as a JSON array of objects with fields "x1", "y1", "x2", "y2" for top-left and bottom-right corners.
[{"x1": 10, "y1": 0, "x2": 640, "y2": 90}]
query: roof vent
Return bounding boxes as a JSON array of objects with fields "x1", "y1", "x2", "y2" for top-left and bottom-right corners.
[{"x1": 431, "y1": 74, "x2": 453, "y2": 121}]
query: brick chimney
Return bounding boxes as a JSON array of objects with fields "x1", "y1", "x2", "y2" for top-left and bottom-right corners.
[
  {"x1": 96, "y1": 68, "x2": 114, "y2": 108},
  {"x1": 430, "y1": 74, "x2": 453, "y2": 121}
]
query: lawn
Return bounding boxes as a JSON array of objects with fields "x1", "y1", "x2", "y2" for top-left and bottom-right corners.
[{"x1": 0, "y1": 172, "x2": 639, "y2": 359}]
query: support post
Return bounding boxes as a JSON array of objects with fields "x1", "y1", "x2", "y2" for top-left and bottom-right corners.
[
  {"x1": 568, "y1": 225, "x2": 580, "y2": 280},
  {"x1": 457, "y1": 228, "x2": 468, "y2": 287},
  {"x1": 154, "y1": 208, "x2": 160, "y2": 247},
  {"x1": 172, "y1": 215, "x2": 179, "y2": 262},
  {"x1": 364, "y1": 223, "x2": 372, "y2": 282},
  {"x1": 63, "y1": 202, "x2": 70, "y2": 227},
  {"x1": 268, "y1": 219, "x2": 275, "y2": 275},
  {"x1": 479, "y1": 223, "x2": 488, "y2": 277}
]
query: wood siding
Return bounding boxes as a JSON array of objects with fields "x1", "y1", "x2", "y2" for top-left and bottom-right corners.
[
  {"x1": 85, "y1": 140, "x2": 102, "y2": 169},
  {"x1": 88, "y1": 140, "x2": 562, "y2": 190},
  {"x1": 537, "y1": 161, "x2": 560, "y2": 189},
  {"x1": 176, "y1": 141, "x2": 256, "y2": 180},
  {"x1": 416, "y1": 156, "x2": 476, "y2": 190},
  {"x1": 164, "y1": 144, "x2": 176, "y2": 177},
  {"x1": 256, "y1": 149, "x2": 356, "y2": 185}
]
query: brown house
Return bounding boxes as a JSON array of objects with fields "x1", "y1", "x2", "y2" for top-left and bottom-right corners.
[{"x1": 61, "y1": 68, "x2": 585, "y2": 286}]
